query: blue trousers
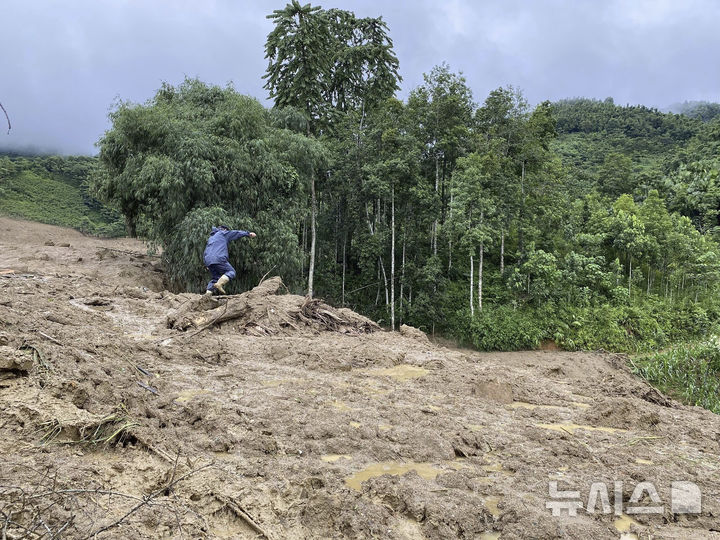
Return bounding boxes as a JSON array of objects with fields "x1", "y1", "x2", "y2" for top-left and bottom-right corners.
[{"x1": 206, "y1": 261, "x2": 236, "y2": 291}]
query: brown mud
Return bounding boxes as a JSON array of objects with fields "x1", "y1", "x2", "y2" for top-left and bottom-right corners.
[{"x1": 0, "y1": 217, "x2": 719, "y2": 539}]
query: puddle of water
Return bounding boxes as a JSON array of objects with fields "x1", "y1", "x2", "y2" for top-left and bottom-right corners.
[
  {"x1": 615, "y1": 514, "x2": 640, "y2": 533},
  {"x1": 321, "y1": 454, "x2": 352, "y2": 463},
  {"x1": 635, "y1": 458, "x2": 653, "y2": 465},
  {"x1": 483, "y1": 496, "x2": 502, "y2": 518},
  {"x1": 345, "y1": 461, "x2": 442, "y2": 490},
  {"x1": 174, "y1": 389, "x2": 210, "y2": 403},
  {"x1": 447, "y1": 459, "x2": 471, "y2": 471},
  {"x1": 536, "y1": 423, "x2": 627, "y2": 435},
  {"x1": 363, "y1": 364, "x2": 429, "y2": 382}
]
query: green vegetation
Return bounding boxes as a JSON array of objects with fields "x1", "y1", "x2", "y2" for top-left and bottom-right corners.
[
  {"x1": 95, "y1": 80, "x2": 325, "y2": 293},
  {"x1": 6, "y1": 2, "x2": 720, "y2": 387},
  {"x1": 631, "y1": 342, "x2": 720, "y2": 414},
  {"x1": 0, "y1": 154, "x2": 123, "y2": 236},
  {"x1": 88, "y1": 3, "x2": 720, "y2": 360}
]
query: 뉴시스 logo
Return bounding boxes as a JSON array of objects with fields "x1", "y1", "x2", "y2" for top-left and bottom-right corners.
[{"x1": 546, "y1": 480, "x2": 701, "y2": 516}]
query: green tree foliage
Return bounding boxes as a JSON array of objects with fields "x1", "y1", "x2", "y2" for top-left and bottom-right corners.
[
  {"x1": 673, "y1": 101, "x2": 720, "y2": 123},
  {"x1": 95, "y1": 78, "x2": 325, "y2": 292},
  {"x1": 17, "y1": 5, "x2": 713, "y2": 362},
  {"x1": 0, "y1": 153, "x2": 123, "y2": 235},
  {"x1": 263, "y1": 1, "x2": 400, "y2": 296},
  {"x1": 264, "y1": 0, "x2": 400, "y2": 131}
]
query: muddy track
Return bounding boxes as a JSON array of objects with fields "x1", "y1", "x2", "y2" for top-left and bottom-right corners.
[{"x1": 0, "y1": 217, "x2": 719, "y2": 539}]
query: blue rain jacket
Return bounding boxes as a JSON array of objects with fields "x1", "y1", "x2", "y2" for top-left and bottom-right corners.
[{"x1": 203, "y1": 227, "x2": 250, "y2": 265}]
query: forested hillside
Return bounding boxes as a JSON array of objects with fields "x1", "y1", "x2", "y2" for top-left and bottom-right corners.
[
  {"x1": 0, "y1": 153, "x2": 123, "y2": 236},
  {"x1": 5, "y1": 3, "x2": 720, "y2": 359}
]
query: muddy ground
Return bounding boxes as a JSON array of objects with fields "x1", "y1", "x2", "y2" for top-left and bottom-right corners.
[{"x1": 0, "y1": 216, "x2": 719, "y2": 539}]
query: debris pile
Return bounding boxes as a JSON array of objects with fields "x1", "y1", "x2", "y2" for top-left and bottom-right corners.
[{"x1": 167, "y1": 276, "x2": 380, "y2": 336}]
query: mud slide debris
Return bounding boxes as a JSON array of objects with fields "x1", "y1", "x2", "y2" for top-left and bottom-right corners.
[{"x1": 0, "y1": 217, "x2": 719, "y2": 539}]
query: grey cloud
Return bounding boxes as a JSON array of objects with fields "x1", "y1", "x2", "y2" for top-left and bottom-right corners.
[{"x1": 2, "y1": 0, "x2": 719, "y2": 155}]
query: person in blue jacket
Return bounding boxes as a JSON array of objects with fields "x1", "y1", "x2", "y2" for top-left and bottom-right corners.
[{"x1": 203, "y1": 225, "x2": 256, "y2": 295}]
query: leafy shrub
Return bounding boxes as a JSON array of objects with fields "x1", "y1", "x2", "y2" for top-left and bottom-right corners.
[
  {"x1": 631, "y1": 342, "x2": 720, "y2": 414},
  {"x1": 456, "y1": 305, "x2": 549, "y2": 351}
]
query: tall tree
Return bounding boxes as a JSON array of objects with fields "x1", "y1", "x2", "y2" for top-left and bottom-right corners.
[
  {"x1": 408, "y1": 64, "x2": 474, "y2": 261},
  {"x1": 264, "y1": 1, "x2": 400, "y2": 296}
]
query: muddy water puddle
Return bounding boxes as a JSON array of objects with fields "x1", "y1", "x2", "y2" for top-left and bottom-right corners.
[
  {"x1": 345, "y1": 461, "x2": 442, "y2": 490},
  {"x1": 345, "y1": 458, "x2": 506, "y2": 491},
  {"x1": 361, "y1": 364, "x2": 429, "y2": 381},
  {"x1": 482, "y1": 462, "x2": 506, "y2": 473},
  {"x1": 329, "y1": 400, "x2": 353, "y2": 411},
  {"x1": 483, "y1": 495, "x2": 502, "y2": 518},
  {"x1": 615, "y1": 514, "x2": 641, "y2": 539}
]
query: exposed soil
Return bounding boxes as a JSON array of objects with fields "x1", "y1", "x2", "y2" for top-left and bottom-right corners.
[{"x1": 1, "y1": 216, "x2": 719, "y2": 539}]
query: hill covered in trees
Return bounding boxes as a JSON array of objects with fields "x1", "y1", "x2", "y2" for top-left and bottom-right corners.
[
  {"x1": 0, "y1": 153, "x2": 123, "y2": 236},
  {"x1": 4, "y1": 3, "x2": 720, "y2": 362}
]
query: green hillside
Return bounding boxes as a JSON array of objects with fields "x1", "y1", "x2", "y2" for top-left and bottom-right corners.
[{"x1": 0, "y1": 154, "x2": 124, "y2": 236}]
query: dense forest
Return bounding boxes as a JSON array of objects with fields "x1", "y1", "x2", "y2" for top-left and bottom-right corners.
[{"x1": 3, "y1": 3, "x2": 720, "y2": 361}]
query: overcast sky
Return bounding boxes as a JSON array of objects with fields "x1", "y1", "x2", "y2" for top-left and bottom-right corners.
[{"x1": 3, "y1": 0, "x2": 719, "y2": 155}]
